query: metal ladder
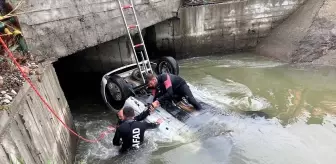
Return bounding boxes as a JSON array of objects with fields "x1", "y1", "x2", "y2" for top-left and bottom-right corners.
[{"x1": 117, "y1": 0, "x2": 153, "y2": 83}]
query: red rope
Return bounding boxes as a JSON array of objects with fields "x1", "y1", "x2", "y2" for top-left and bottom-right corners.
[{"x1": 0, "y1": 37, "x2": 115, "y2": 143}]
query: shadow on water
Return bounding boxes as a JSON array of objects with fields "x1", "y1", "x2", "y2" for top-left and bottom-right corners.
[{"x1": 242, "y1": 111, "x2": 270, "y2": 119}]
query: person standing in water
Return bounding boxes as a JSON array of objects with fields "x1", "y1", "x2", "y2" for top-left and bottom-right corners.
[
  {"x1": 113, "y1": 106, "x2": 162, "y2": 153},
  {"x1": 116, "y1": 105, "x2": 154, "y2": 126}
]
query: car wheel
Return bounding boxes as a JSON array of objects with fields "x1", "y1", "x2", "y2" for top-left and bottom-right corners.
[
  {"x1": 155, "y1": 56, "x2": 179, "y2": 75},
  {"x1": 131, "y1": 69, "x2": 143, "y2": 82},
  {"x1": 106, "y1": 75, "x2": 132, "y2": 103}
]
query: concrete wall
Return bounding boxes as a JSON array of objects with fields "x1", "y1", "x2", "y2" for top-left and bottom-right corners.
[
  {"x1": 54, "y1": 36, "x2": 137, "y2": 73},
  {"x1": 13, "y1": 0, "x2": 180, "y2": 60},
  {"x1": 310, "y1": 0, "x2": 336, "y2": 65},
  {"x1": 256, "y1": 0, "x2": 336, "y2": 65},
  {"x1": 255, "y1": 0, "x2": 324, "y2": 62},
  {"x1": 154, "y1": 0, "x2": 307, "y2": 58},
  {"x1": 0, "y1": 64, "x2": 76, "y2": 164}
]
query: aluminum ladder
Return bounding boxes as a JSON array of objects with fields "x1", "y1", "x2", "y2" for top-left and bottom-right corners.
[{"x1": 117, "y1": 0, "x2": 153, "y2": 83}]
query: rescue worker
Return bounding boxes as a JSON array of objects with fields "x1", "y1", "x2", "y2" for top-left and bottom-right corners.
[
  {"x1": 116, "y1": 105, "x2": 154, "y2": 126},
  {"x1": 113, "y1": 106, "x2": 161, "y2": 153},
  {"x1": 146, "y1": 73, "x2": 202, "y2": 111}
]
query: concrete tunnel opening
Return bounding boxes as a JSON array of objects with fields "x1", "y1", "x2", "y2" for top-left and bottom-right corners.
[{"x1": 52, "y1": 24, "x2": 170, "y2": 113}]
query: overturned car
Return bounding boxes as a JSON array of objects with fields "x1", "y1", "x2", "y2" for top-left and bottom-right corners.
[{"x1": 100, "y1": 56, "x2": 200, "y2": 141}]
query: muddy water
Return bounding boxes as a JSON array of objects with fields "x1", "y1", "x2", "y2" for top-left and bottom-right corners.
[{"x1": 73, "y1": 53, "x2": 336, "y2": 164}]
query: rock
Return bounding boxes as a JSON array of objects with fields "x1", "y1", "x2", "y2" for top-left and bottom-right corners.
[
  {"x1": 2, "y1": 99, "x2": 10, "y2": 104},
  {"x1": 29, "y1": 70, "x2": 35, "y2": 75},
  {"x1": 0, "y1": 76, "x2": 3, "y2": 87},
  {"x1": 35, "y1": 70, "x2": 41, "y2": 75},
  {"x1": 1, "y1": 91, "x2": 6, "y2": 95},
  {"x1": 11, "y1": 89, "x2": 17, "y2": 95},
  {"x1": 20, "y1": 66, "x2": 30, "y2": 74},
  {"x1": 37, "y1": 75, "x2": 42, "y2": 82},
  {"x1": 30, "y1": 64, "x2": 38, "y2": 69},
  {"x1": 4, "y1": 94, "x2": 12, "y2": 101}
]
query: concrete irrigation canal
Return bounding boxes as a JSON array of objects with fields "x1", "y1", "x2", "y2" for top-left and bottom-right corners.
[{"x1": 1, "y1": 0, "x2": 336, "y2": 164}]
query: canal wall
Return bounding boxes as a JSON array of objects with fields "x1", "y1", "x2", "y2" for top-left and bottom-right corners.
[
  {"x1": 0, "y1": 64, "x2": 76, "y2": 164},
  {"x1": 153, "y1": 0, "x2": 307, "y2": 58},
  {"x1": 256, "y1": 0, "x2": 336, "y2": 65},
  {"x1": 10, "y1": 0, "x2": 181, "y2": 60},
  {"x1": 8, "y1": 0, "x2": 309, "y2": 71}
]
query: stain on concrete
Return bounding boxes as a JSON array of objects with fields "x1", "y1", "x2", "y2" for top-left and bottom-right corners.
[
  {"x1": 293, "y1": 17, "x2": 336, "y2": 62},
  {"x1": 154, "y1": 0, "x2": 307, "y2": 58},
  {"x1": 256, "y1": 0, "x2": 336, "y2": 66}
]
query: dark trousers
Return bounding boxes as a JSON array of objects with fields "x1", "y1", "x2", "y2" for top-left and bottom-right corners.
[{"x1": 175, "y1": 84, "x2": 202, "y2": 110}]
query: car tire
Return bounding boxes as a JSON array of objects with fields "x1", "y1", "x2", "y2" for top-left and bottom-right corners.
[
  {"x1": 106, "y1": 75, "x2": 132, "y2": 103},
  {"x1": 131, "y1": 69, "x2": 143, "y2": 82},
  {"x1": 155, "y1": 56, "x2": 179, "y2": 75}
]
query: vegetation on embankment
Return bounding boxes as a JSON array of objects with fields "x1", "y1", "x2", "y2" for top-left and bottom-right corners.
[{"x1": 0, "y1": 0, "x2": 40, "y2": 107}]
